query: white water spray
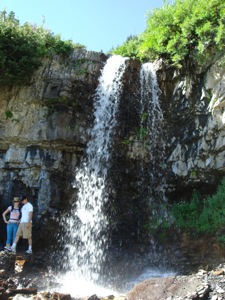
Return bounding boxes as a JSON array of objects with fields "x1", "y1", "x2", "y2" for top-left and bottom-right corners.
[{"x1": 59, "y1": 55, "x2": 128, "y2": 296}]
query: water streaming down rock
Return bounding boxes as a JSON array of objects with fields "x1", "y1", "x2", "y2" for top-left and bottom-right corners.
[
  {"x1": 106, "y1": 62, "x2": 171, "y2": 292},
  {"x1": 136, "y1": 62, "x2": 168, "y2": 265},
  {"x1": 140, "y1": 63, "x2": 163, "y2": 147},
  {"x1": 111, "y1": 63, "x2": 172, "y2": 293},
  {"x1": 57, "y1": 58, "x2": 171, "y2": 296},
  {"x1": 61, "y1": 55, "x2": 128, "y2": 286},
  {"x1": 139, "y1": 62, "x2": 166, "y2": 199}
]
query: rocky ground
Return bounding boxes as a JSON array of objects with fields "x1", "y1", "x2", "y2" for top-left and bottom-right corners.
[{"x1": 0, "y1": 249, "x2": 225, "y2": 300}]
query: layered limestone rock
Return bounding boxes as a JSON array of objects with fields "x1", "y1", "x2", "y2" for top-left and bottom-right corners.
[
  {"x1": 157, "y1": 58, "x2": 225, "y2": 201},
  {"x1": 0, "y1": 50, "x2": 108, "y2": 248}
]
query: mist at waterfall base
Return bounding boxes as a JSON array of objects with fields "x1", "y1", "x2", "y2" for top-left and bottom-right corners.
[{"x1": 54, "y1": 56, "x2": 175, "y2": 297}]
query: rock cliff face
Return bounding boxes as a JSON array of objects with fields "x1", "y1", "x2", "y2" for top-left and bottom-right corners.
[
  {"x1": 0, "y1": 49, "x2": 224, "y2": 257},
  {"x1": 158, "y1": 59, "x2": 225, "y2": 201},
  {"x1": 0, "y1": 50, "x2": 108, "y2": 247}
]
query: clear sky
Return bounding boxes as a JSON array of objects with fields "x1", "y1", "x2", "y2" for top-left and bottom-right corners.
[{"x1": 0, "y1": 0, "x2": 164, "y2": 53}]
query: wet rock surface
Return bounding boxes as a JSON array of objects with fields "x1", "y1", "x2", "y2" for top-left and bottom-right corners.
[{"x1": 0, "y1": 250, "x2": 225, "y2": 300}]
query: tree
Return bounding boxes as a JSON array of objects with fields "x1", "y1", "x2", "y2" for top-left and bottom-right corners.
[{"x1": 113, "y1": 0, "x2": 225, "y2": 72}]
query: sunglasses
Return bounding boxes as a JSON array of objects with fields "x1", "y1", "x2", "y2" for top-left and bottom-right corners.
[{"x1": 13, "y1": 200, "x2": 20, "y2": 202}]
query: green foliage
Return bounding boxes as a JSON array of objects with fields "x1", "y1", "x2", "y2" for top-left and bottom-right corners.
[
  {"x1": 137, "y1": 127, "x2": 148, "y2": 140},
  {"x1": 45, "y1": 96, "x2": 79, "y2": 117},
  {"x1": 113, "y1": 0, "x2": 225, "y2": 71},
  {"x1": 218, "y1": 235, "x2": 225, "y2": 245},
  {"x1": 74, "y1": 58, "x2": 86, "y2": 68},
  {"x1": 0, "y1": 10, "x2": 86, "y2": 86},
  {"x1": 5, "y1": 110, "x2": 13, "y2": 119},
  {"x1": 112, "y1": 35, "x2": 140, "y2": 58},
  {"x1": 172, "y1": 190, "x2": 203, "y2": 231},
  {"x1": 121, "y1": 138, "x2": 131, "y2": 145},
  {"x1": 46, "y1": 97, "x2": 69, "y2": 105},
  {"x1": 172, "y1": 178, "x2": 225, "y2": 235},
  {"x1": 140, "y1": 112, "x2": 148, "y2": 122}
]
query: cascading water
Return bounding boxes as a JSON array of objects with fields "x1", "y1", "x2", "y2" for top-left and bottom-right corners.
[
  {"x1": 55, "y1": 58, "x2": 174, "y2": 297},
  {"x1": 139, "y1": 63, "x2": 163, "y2": 148},
  {"x1": 138, "y1": 62, "x2": 168, "y2": 262},
  {"x1": 119, "y1": 62, "x2": 172, "y2": 292},
  {"x1": 139, "y1": 62, "x2": 166, "y2": 202},
  {"x1": 58, "y1": 55, "x2": 128, "y2": 296}
]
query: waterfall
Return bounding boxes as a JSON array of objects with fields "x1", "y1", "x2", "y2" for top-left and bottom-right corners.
[
  {"x1": 139, "y1": 62, "x2": 165, "y2": 184},
  {"x1": 139, "y1": 63, "x2": 163, "y2": 147},
  {"x1": 59, "y1": 55, "x2": 128, "y2": 294},
  {"x1": 138, "y1": 62, "x2": 168, "y2": 266},
  {"x1": 56, "y1": 58, "x2": 173, "y2": 297},
  {"x1": 121, "y1": 62, "x2": 170, "y2": 291}
]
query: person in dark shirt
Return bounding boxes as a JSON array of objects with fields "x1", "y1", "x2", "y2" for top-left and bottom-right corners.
[{"x1": 2, "y1": 197, "x2": 21, "y2": 251}]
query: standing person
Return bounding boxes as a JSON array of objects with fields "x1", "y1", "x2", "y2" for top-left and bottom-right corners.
[
  {"x1": 11, "y1": 195, "x2": 33, "y2": 254},
  {"x1": 2, "y1": 197, "x2": 21, "y2": 251}
]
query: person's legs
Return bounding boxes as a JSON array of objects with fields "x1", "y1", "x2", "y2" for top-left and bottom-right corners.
[
  {"x1": 26, "y1": 237, "x2": 32, "y2": 253},
  {"x1": 12, "y1": 224, "x2": 18, "y2": 245},
  {"x1": 26, "y1": 225, "x2": 32, "y2": 253},
  {"x1": 6, "y1": 223, "x2": 13, "y2": 245},
  {"x1": 11, "y1": 224, "x2": 23, "y2": 252},
  {"x1": 28, "y1": 237, "x2": 32, "y2": 247},
  {"x1": 6, "y1": 224, "x2": 12, "y2": 246}
]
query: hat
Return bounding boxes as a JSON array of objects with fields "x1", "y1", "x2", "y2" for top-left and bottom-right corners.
[
  {"x1": 21, "y1": 195, "x2": 27, "y2": 201},
  {"x1": 13, "y1": 197, "x2": 20, "y2": 202}
]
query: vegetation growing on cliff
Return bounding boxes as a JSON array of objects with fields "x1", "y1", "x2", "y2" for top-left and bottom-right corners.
[
  {"x1": 0, "y1": 10, "x2": 85, "y2": 86},
  {"x1": 112, "y1": 0, "x2": 225, "y2": 72},
  {"x1": 171, "y1": 178, "x2": 225, "y2": 240},
  {"x1": 148, "y1": 178, "x2": 225, "y2": 244}
]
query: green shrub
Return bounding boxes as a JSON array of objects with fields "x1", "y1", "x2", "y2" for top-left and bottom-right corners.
[
  {"x1": 112, "y1": 35, "x2": 140, "y2": 58},
  {"x1": 0, "y1": 10, "x2": 86, "y2": 86},
  {"x1": 172, "y1": 178, "x2": 225, "y2": 235},
  {"x1": 218, "y1": 235, "x2": 225, "y2": 245},
  {"x1": 5, "y1": 110, "x2": 13, "y2": 119}
]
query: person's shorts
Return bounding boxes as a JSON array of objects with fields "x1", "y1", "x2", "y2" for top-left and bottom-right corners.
[{"x1": 16, "y1": 223, "x2": 32, "y2": 239}]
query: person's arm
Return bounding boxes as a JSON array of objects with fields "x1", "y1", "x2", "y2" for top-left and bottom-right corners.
[
  {"x1": 27, "y1": 211, "x2": 33, "y2": 227},
  {"x1": 2, "y1": 208, "x2": 10, "y2": 224},
  {"x1": 28, "y1": 211, "x2": 33, "y2": 223}
]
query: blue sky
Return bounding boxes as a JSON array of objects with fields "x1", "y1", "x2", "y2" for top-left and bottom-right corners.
[{"x1": 0, "y1": 0, "x2": 164, "y2": 53}]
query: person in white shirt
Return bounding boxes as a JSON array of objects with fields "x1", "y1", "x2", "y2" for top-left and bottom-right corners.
[{"x1": 11, "y1": 195, "x2": 33, "y2": 254}]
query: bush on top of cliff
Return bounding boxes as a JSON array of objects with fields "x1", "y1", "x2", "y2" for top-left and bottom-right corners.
[
  {"x1": 0, "y1": 10, "x2": 86, "y2": 86},
  {"x1": 112, "y1": 0, "x2": 225, "y2": 72}
]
